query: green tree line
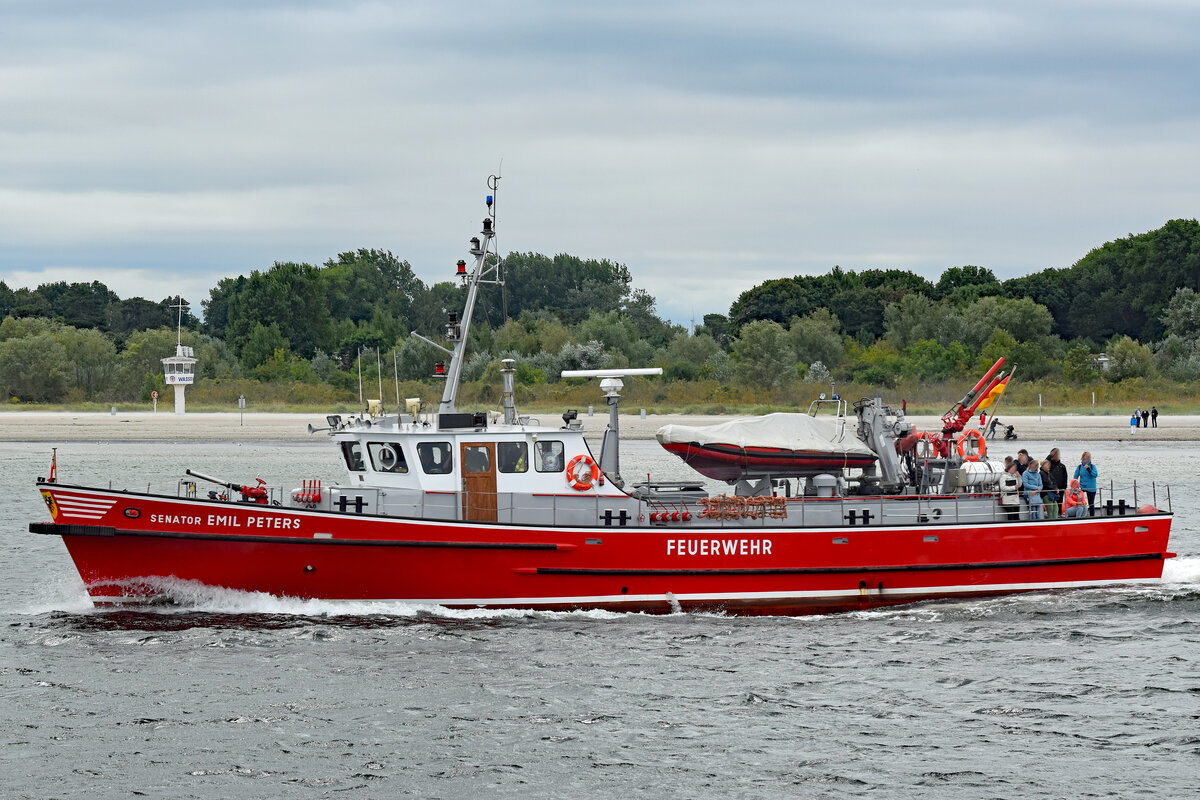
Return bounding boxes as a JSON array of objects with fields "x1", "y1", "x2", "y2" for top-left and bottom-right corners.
[{"x1": 2, "y1": 219, "x2": 1199, "y2": 405}]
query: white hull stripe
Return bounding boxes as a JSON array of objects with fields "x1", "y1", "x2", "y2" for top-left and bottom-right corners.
[
  {"x1": 51, "y1": 494, "x2": 117, "y2": 520},
  {"x1": 56, "y1": 506, "x2": 114, "y2": 518},
  {"x1": 54, "y1": 495, "x2": 116, "y2": 508},
  {"x1": 87, "y1": 577, "x2": 1163, "y2": 607}
]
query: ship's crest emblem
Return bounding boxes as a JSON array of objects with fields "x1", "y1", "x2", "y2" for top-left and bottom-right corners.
[{"x1": 41, "y1": 490, "x2": 59, "y2": 520}]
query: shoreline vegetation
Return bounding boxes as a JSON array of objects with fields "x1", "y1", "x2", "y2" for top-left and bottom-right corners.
[
  {"x1": 4, "y1": 221, "x2": 1200, "y2": 417},
  {"x1": 1, "y1": 372, "x2": 1195, "y2": 417},
  {"x1": 2, "y1": 409, "x2": 1195, "y2": 443}
]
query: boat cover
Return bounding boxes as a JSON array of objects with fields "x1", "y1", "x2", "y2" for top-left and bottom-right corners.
[{"x1": 655, "y1": 413, "x2": 877, "y2": 459}]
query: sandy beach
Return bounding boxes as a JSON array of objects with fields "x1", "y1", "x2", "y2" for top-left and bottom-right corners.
[{"x1": 0, "y1": 409, "x2": 1193, "y2": 443}]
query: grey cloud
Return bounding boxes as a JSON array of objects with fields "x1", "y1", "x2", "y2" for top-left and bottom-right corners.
[{"x1": 1, "y1": 1, "x2": 1199, "y2": 326}]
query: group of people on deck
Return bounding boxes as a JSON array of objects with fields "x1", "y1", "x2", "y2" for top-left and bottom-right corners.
[{"x1": 998, "y1": 448, "x2": 1098, "y2": 521}]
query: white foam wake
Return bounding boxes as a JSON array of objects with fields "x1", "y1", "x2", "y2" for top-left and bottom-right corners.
[
  {"x1": 1162, "y1": 557, "x2": 1200, "y2": 585},
  {"x1": 14, "y1": 577, "x2": 629, "y2": 621}
]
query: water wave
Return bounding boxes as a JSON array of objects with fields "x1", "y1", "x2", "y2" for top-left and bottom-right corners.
[
  {"x1": 14, "y1": 577, "x2": 629, "y2": 622},
  {"x1": 1163, "y1": 557, "x2": 1200, "y2": 584},
  {"x1": 15, "y1": 560, "x2": 1198, "y2": 620}
]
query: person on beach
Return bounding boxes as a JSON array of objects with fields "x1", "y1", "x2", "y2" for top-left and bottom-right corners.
[
  {"x1": 1134, "y1": 408, "x2": 1142, "y2": 428},
  {"x1": 902, "y1": 399, "x2": 907, "y2": 415},
  {"x1": 1142, "y1": 408, "x2": 1150, "y2": 428},
  {"x1": 1130, "y1": 413, "x2": 1138, "y2": 435},
  {"x1": 1062, "y1": 478, "x2": 1089, "y2": 518},
  {"x1": 987, "y1": 417, "x2": 1000, "y2": 439},
  {"x1": 1151, "y1": 406, "x2": 1158, "y2": 427},
  {"x1": 1039, "y1": 460, "x2": 1059, "y2": 519},
  {"x1": 1073, "y1": 451, "x2": 1099, "y2": 515},
  {"x1": 1000, "y1": 463, "x2": 1022, "y2": 521},
  {"x1": 1022, "y1": 460, "x2": 1044, "y2": 520}
]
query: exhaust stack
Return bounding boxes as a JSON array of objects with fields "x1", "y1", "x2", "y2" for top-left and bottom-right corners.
[{"x1": 501, "y1": 359, "x2": 517, "y2": 424}]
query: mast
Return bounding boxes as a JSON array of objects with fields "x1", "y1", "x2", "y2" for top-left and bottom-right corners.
[
  {"x1": 414, "y1": 174, "x2": 503, "y2": 415},
  {"x1": 169, "y1": 296, "x2": 187, "y2": 354}
]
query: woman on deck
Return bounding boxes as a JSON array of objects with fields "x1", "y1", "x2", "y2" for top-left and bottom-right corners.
[
  {"x1": 1073, "y1": 451, "x2": 1099, "y2": 516},
  {"x1": 1022, "y1": 462, "x2": 1044, "y2": 520},
  {"x1": 1063, "y1": 478, "x2": 1089, "y2": 518}
]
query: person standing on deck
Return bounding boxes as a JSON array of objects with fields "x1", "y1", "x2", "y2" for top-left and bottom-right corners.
[
  {"x1": 1074, "y1": 451, "x2": 1099, "y2": 515},
  {"x1": 1046, "y1": 448, "x2": 1068, "y2": 515},
  {"x1": 1000, "y1": 464, "x2": 1022, "y2": 521},
  {"x1": 1022, "y1": 461, "x2": 1044, "y2": 520},
  {"x1": 1039, "y1": 460, "x2": 1059, "y2": 519}
]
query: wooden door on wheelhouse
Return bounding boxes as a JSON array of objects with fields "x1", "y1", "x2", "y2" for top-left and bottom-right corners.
[{"x1": 460, "y1": 442, "x2": 497, "y2": 522}]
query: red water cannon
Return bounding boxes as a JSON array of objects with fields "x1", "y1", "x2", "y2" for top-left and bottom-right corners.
[
  {"x1": 186, "y1": 470, "x2": 270, "y2": 505},
  {"x1": 941, "y1": 357, "x2": 1006, "y2": 434},
  {"x1": 898, "y1": 358, "x2": 1008, "y2": 459},
  {"x1": 238, "y1": 477, "x2": 269, "y2": 505}
]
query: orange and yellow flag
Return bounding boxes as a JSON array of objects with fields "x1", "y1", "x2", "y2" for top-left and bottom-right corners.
[{"x1": 976, "y1": 376, "x2": 1010, "y2": 411}]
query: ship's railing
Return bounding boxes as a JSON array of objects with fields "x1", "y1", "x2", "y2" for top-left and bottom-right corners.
[
  {"x1": 166, "y1": 480, "x2": 1171, "y2": 528},
  {"x1": 1091, "y1": 480, "x2": 1171, "y2": 514}
]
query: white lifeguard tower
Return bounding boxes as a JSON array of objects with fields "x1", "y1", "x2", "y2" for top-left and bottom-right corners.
[{"x1": 161, "y1": 297, "x2": 197, "y2": 414}]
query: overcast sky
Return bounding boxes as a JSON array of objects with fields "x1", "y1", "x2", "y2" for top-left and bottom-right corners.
[{"x1": 3, "y1": 1, "x2": 1199, "y2": 325}]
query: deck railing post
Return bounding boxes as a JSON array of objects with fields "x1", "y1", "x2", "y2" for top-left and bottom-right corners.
[{"x1": 1133, "y1": 480, "x2": 1138, "y2": 508}]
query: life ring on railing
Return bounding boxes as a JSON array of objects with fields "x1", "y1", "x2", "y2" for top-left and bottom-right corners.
[
  {"x1": 914, "y1": 431, "x2": 934, "y2": 459},
  {"x1": 566, "y1": 454, "x2": 600, "y2": 491},
  {"x1": 956, "y1": 429, "x2": 986, "y2": 462}
]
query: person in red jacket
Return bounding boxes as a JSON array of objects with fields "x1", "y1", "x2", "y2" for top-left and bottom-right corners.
[{"x1": 1063, "y1": 478, "x2": 1089, "y2": 518}]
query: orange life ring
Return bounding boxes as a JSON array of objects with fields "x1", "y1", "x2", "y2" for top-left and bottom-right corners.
[
  {"x1": 956, "y1": 429, "x2": 986, "y2": 462},
  {"x1": 566, "y1": 454, "x2": 600, "y2": 491}
]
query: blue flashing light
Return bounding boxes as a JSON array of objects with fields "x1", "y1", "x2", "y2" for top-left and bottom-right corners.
[{"x1": 486, "y1": 195, "x2": 494, "y2": 206}]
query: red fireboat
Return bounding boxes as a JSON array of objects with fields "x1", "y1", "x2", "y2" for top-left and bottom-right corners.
[{"x1": 30, "y1": 178, "x2": 1175, "y2": 614}]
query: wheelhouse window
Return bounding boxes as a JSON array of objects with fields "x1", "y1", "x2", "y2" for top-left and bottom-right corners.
[
  {"x1": 367, "y1": 441, "x2": 408, "y2": 473},
  {"x1": 341, "y1": 440, "x2": 366, "y2": 472},
  {"x1": 463, "y1": 445, "x2": 492, "y2": 474},
  {"x1": 417, "y1": 442, "x2": 453, "y2": 474},
  {"x1": 534, "y1": 440, "x2": 564, "y2": 473},
  {"x1": 498, "y1": 442, "x2": 528, "y2": 473}
]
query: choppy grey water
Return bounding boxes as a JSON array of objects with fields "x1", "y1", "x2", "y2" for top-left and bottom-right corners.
[{"x1": 2, "y1": 436, "x2": 1197, "y2": 799}]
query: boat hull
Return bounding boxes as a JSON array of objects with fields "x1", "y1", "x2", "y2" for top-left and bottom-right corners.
[
  {"x1": 658, "y1": 441, "x2": 878, "y2": 482},
  {"x1": 35, "y1": 483, "x2": 1174, "y2": 615}
]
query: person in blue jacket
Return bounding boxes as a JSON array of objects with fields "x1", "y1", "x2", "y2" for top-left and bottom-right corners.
[
  {"x1": 1022, "y1": 463, "x2": 1044, "y2": 520},
  {"x1": 1073, "y1": 451, "x2": 1099, "y2": 516}
]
